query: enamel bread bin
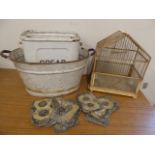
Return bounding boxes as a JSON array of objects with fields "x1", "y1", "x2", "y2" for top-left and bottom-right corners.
[{"x1": 20, "y1": 31, "x2": 81, "y2": 63}]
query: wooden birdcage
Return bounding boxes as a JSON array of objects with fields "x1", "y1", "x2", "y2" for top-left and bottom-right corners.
[{"x1": 89, "y1": 31, "x2": 151, "y2": 98}]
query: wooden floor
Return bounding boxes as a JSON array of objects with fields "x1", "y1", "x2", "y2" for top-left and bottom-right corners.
[{"x1": 0, "y1": 69, "x2": 155, "y2": 135}]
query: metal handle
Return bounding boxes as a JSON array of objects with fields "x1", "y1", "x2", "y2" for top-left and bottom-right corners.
[
  {"x1": 0, "y1": 50, "x2": 11, "y2": 59},
  {"x1": 86, "y1": 48, "x2": 96, "y2": 76},
  {"x1": 88, "y1": 48, "x2": 96, "y2": 56}
]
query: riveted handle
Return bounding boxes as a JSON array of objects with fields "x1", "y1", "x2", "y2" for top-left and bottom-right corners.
[
  {"x1": 88, "y1": 48, "x2": 96, "y2": 56},
  {"x1": 0, "y1": 50, "x2": 11, "y2": 59},
  {"x1": 86, "y1": 48, "x2": 96, "y2": 76}
]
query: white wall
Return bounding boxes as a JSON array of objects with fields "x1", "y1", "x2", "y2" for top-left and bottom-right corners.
[{"x1": 0, "y1": 19, "x2": 155, "y2": 104}]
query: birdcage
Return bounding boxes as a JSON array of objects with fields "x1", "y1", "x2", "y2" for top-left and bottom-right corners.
[{"x1": 89, "y1": 31, "x2": 151, "y2": 98}]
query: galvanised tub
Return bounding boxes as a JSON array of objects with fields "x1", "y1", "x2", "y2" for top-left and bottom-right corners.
[{"x1": 0, "y1": 48, "x2": 89, "y2": 97}]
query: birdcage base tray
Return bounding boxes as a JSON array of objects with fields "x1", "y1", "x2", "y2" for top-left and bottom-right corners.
[{"x1": 89, "y1": 86, "x2": 137, "y2": 98}]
